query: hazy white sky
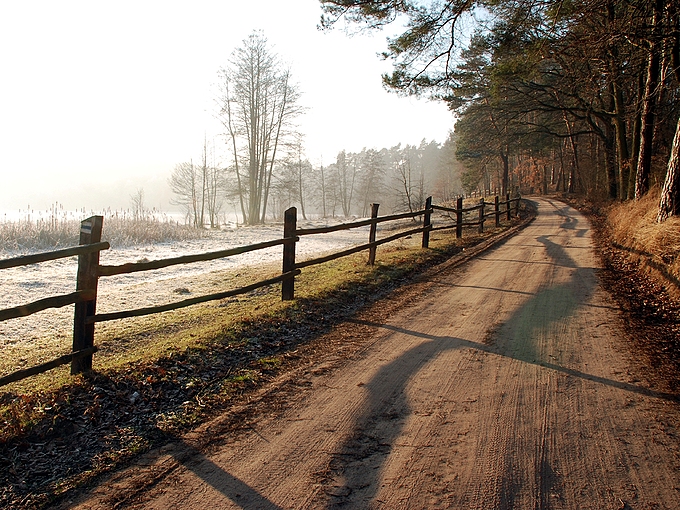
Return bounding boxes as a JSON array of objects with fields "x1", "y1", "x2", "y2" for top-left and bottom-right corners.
[{"x1": 0, "y1": 0, "x2": 454, "y2": 212}]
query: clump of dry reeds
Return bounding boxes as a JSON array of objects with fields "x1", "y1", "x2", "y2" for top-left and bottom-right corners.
[
  {"x1": 102, "y1": 216, "x2": 206, "y2": 248},
  {"x1": 0, "y1": 217, "x2": 76, "y2": 252},
  {"x1": 0, "y1": 207, "x2": 206, "y2": 254},
  {"x1": 607, "y1": 187, "x2": 680, "y2": 285}
]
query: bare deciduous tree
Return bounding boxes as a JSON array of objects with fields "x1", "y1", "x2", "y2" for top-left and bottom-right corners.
[
  {"x1": 169, "y1": 161, "x2": 201, "y2": 227},
  {"x1": 217, "y1": 31, "x2": 301, "y2": 225},
  {"x1": 130, "y1": 188, "x2": 146, "y2": 220}
]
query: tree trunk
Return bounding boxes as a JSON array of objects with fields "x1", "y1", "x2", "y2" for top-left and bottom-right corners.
[
  {"x1": 556, "y1": 142, "x2": 565, "y2": 192},
  {"x1": 612, "y1": 83, "x2": 630, "y2": 199},
  {"x1": 607, "y1": 1, "x2": 631, "y2": 199},
  {"x1": 604, "y1": 123, "x2": 618, "y2": 199},
  {"x1": 657, "y1": 0, "x2": 680, "y2": 221},
  {"x1": 320, "y1": 164, "x2": 327, "y2": 218},
  {"x1": 499, "y1": 148, "x2": 509, "y2": 196},
  {"x1": 628, "y1": 76, "x2": 644, "y2": 199},
  {"x1": 635, "y1": 0, "x2": 663, "y2": 199},
  {"x1": 298, "y1": 155, "x2": 307, "y2": 220},
  {"x1": 200, "y1": 141, "x2": 207, "y2": 228},
  {"x1": 658, "y1": 116, "x2": 680, "y2": 221},
  {"x1": 223, "y1": 83, "x2": 248, "y2": 224},
  {"x1": 606, "y1": 149, "x2": 618, "y2": 199}
]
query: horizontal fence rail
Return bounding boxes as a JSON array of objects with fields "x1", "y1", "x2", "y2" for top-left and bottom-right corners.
[
  {"x1": 296, "y1": 226, "x2": 426, "y2": 270},
  {"x1": 86, "y1": 270, "x2": 301, "y2": 324},
  {"x1": 98, "y1": 238, "x2": 290, "y2": 277},
  {"x1": 0, "y1": 290, "x2": 96, "y2": 322},
  {"x1": 0, "y1": 242, "x2": 110, "y2": 270},
  {"x1": 0, "y1": 347, "x2": 98, "y2": 387},
  {"x1": 0, "y1": 194, "x2": 522, "y2": 387},
  {"x1": 295, "y1": 210, "x2": 423, "y2": 236}
]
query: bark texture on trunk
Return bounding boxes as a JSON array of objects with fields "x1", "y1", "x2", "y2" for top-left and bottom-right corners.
[{"x1": 658, "y1": 116, "x2": 680, "y2": 222}]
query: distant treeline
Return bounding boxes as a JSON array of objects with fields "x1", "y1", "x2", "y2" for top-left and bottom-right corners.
[{"x1": 170, "y1": 136, "x2": 468, "y2": 228}]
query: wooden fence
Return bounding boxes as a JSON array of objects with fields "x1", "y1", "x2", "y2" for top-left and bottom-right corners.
[{"x1": 0, "y1": 195, "x2": 521, "y2": 387}]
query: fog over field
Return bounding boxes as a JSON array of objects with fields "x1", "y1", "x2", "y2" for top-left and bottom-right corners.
[{"x1": 0, "y1": 0, "x2": 453, "y2": 213}]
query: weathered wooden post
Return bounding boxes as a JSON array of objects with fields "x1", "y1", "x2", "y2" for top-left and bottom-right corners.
[
  {"x1": 506, "y1": 193, "x2": 511, "y2": 221},
  {"x1": 478, "y1": 198, "x2": 485, "y2": 234},
  {"x1": 515, "y1": 194, "x2": 521, "y2": 217},
  {"x1": 495, "y1": 195, "x2": 500, "y2": 227},
  {"x1": 456, "y1": 196, "x2": 463, "y2": 239},
  {"x1": 422, "y1": 196, "x2": 432, "y2": 248},
  {"x1": 72, "y1": 216, "x2": 103, "y2": 374},
  {"x1": 367, "y1": 203, "x2": 380, "y2": 265},
  {"x1": 282, "y1": 207, "x2": 297, "y2": 301}
]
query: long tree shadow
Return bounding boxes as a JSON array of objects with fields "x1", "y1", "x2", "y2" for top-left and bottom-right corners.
[
  {"x1": 166, "y1": 438, "x2": 284, "y2": 510},
  {"x1": 350, "y1": 321, "x2": 677, "y2": 402},
  {"x1": 320, "y1": 334, "x2": 465, "y2": 508},
  {"x1": 320, "y1": 317, "x2": 677, "y2": 507},
  {"x1": 321, "y1": 211, "x2": 677, "y2": 508},
  {"x1": 320, "y1": 317, "x2": 676, "y2": 508},
  {"x1": 497, "y1": 234, "x2": 592, "y2": 364},
  {"x1": 545, "y1": 199, "x2": 589, "y2": 237}
]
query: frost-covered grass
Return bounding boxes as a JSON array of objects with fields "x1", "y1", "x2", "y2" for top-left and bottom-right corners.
[
  {"x1": 0, "y1": 218, "x2": 526, "y2": 392},
  {"x1": 0, "y1": 211, "x2": 205, "y2": 254},
  {"x1": 0, "y1": 205, "x2": 531, "y2": 397}
]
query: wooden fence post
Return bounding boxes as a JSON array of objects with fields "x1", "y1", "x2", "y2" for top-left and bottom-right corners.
[
  {"x1": 506, "y1": 193, "x2": 511, "y2": 221},
  {"x1": 422, "y1": 196, "x2": 432, "y2": 248},
  {"x1": 368, "y1": 203, "x2": 380, "y2": 265},
  {"x1": 456, "y1": 196, "x2": 463, "y2": 238},
  {"x1": 478, "y1": 198, "x2": 485, "y2": 234},
  {"x1": 282, "y1": 207, "x2": 297, "y2": 301},
  {"x1": 515, "y1": 194, "x2": 521, "y2": 217},
  {"x1": 495, "y1": 195, "x2": 500, "y2": 227},
  {"x1": 71, "y1": 216, "x2": 103, "y2": 374}
]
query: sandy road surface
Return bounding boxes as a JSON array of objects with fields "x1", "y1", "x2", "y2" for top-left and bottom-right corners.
[{"x1": 69, "y1": 198, "x2": 680, "y2": 509}]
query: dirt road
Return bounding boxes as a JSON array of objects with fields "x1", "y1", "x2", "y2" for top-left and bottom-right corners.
[{"x1": 69, "y1": 198, "x2": 680, "y2": 509}]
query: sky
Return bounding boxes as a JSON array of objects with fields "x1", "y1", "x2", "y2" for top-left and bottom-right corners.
[{"x1": 0, "y1": 0, "x2": 455, "y2": 213}]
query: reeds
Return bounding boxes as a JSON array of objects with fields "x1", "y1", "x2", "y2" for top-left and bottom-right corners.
[{"x1": 0, "y1": 204, "x2": 205, "y2": 254}]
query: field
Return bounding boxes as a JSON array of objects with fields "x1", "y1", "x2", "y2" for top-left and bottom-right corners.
[{"x1": 0, "y1": 215, "x2": 381, "y2": 382}]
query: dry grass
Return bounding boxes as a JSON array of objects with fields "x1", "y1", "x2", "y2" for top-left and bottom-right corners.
[
  {"x1": 606, "y1": 187, "x2": 680, "y2": 291},
  {"x1": 0, "y1": 212, "x2": 204, "y2": 254}
]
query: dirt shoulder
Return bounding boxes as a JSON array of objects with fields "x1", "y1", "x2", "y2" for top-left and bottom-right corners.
[
  {"x1": 590, "y1": 213, "x2": 680, "y2": 395},
  {"x1": 64, "y1": 198, "x2": 680, "y2": 509}
]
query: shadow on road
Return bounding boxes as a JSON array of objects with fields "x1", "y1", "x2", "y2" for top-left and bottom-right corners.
[
  {"x1": 167, "y1": 439, "x2": 284, "y2": 510},
  {"x1": 495, "y1": 234, "x2": 593, "y2": 364},
  {"x1": 545, "y1": 199, "x2": 589, "y2": 237},
  {"x1": 321, "y1": 314, "x2": 677, "y2": 506},
  {"x1": 319, "y1": 333, "x2": 465, "y2": 508},
  {"x1": 356, "y1": 321, "x2": 678, "y2": 402},
  {"x1": 321, "y1": 205, "x2": 677, "y2": 508}
]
